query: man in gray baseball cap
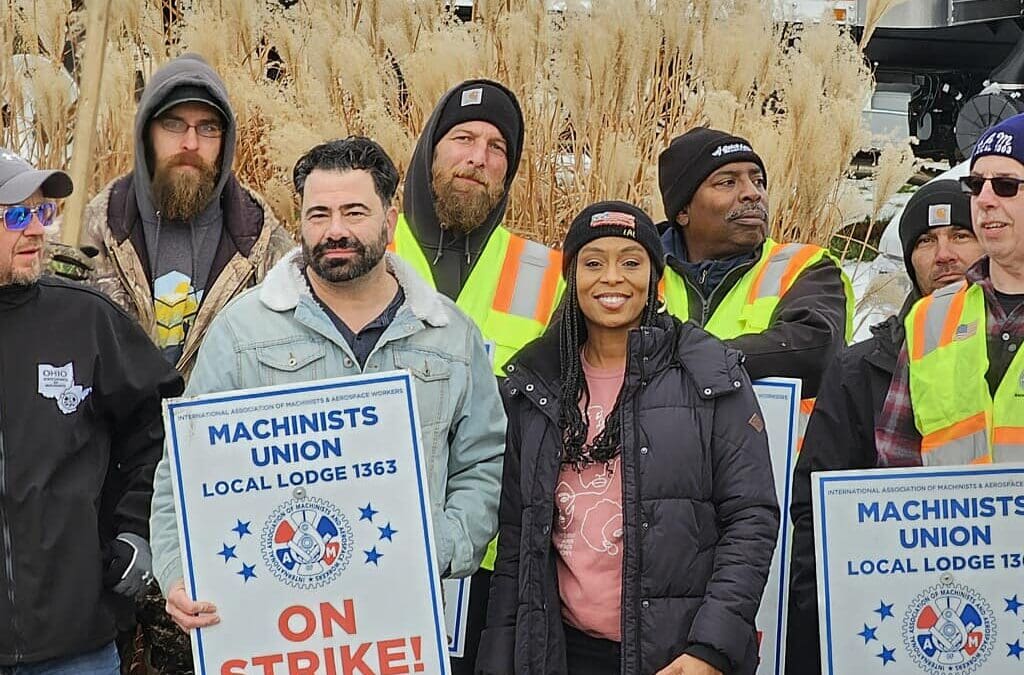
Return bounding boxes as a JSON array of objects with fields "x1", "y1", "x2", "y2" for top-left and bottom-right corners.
[{"x1": 0, "y1": 147, "x2": 183, "y2": 674}]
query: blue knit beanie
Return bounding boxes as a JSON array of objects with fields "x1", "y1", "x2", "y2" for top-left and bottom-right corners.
[{"x1": 972, "y1": 113, "x2": 1024, "y2": 170}]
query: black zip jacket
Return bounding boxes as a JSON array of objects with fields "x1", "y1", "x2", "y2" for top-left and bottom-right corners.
[
  {"x1": 0, "y1": 278, "x2": 182, "y2": 665},
  {"x1": 477, "y1": 316, "x2": 779, "y2": 674},
  {"x1": 661, "y1": 229, "x2": 849, "y2": 398},
  {"x1": 785, "y1": 311, "x2": 906, "y2": 674}
]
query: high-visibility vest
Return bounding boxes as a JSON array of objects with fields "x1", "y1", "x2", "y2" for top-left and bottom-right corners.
[
  {"x1": 389, "y1": 215, "x2": 564, "y2": 571},
  {"x1": 388, "y1": 215, "x2": 564, "y2": 376},
  {"x1": 658, "y1": 238, "x2": 855, "y2": 450},
  {"x1": 904, "y1": 281, "x2": 1024, "y2": 465}
]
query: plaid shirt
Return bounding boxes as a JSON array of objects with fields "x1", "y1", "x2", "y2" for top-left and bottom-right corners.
[{"x1": 875, "y1": 258, "x2": 1024, "y2": 466}]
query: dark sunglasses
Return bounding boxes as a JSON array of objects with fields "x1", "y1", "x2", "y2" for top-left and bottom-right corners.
[
  {"x1": 959, "y1": 175, "x2": 1024, "y2": 198},
  {"x1": 1, "y1": 201, "x2": 57, "y2": 231}
]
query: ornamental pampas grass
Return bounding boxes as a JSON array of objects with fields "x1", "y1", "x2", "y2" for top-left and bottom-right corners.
[{"x1": 1, "y1": 0, "x2": 880, "y2": 255}]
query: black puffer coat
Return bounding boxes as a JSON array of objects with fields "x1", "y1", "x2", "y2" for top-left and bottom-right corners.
[{"x1": 477, "y1": 316, "x2": 780, "y2": 675}]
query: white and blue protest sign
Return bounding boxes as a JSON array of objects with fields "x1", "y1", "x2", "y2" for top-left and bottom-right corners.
[
  {"x1": 443, "y1": 578, "x2": 471, "y2": 657},
  {"x1": 813, "y1": 463, "x2": 1024, "y2": 674},
  {"x1": 752, "y1": 378, "x2": 801, "y2": 674},
  {"x1": 163, "y1": 371, "x2": 450, "y2": 675}
]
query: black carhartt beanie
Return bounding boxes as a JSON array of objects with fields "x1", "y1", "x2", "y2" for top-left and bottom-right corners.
[
  {"x1": 658, "y1": 127, "x2": 766, "y2": 224},
  {"x1": 561, "y1": 201, "x2": 665, "y2": 279},
  {"x1": 431, "y1": 80, "x2": 522, "y2": 165},
  {"x1": 898, "y1": 179, "x2": 973, "y2": 292}
]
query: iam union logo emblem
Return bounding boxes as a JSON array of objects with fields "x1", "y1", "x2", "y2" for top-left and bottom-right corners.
[
  {"x1": 902, "y1": 582, "x2": 995, "y2": 674},
  {"x1": 261, "y1": 497, "x2": 353, "y2": 589}
]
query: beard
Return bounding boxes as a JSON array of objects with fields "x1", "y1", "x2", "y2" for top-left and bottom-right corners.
[
  {"x1": 431, "y1": 164, "x2": 505, "y2": 234},
  {"x1": 151, "y1": 153, "x2": 219, "y2": 221},
  {"x1": 302, "y1": 225, "x2": 389, "y2": 284}
]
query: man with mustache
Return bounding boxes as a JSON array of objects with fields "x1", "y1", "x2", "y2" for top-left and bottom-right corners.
[
  {"x1": 392, "y1": 80, "x2": 563, "y2": 674},
  {"x1": 786, "y1": 179, "x2": 983, "y2": 674},
  {"x1": 656, "y1": 127, "x2": 853, "y2": 437},
  {"x1": 77, "y1": 53, "x2": 293, "y2": 380},
  {"x1": 72, "y1": 53, "x2": 293, "y2": 674},
  {"x1": 875, "y1": 112, "x2": 1024, "y2": 467},
  {"x1": 148, "y1": 138, "x2": 504, "y2": 660}
]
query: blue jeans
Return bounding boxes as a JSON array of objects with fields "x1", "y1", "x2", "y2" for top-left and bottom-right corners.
[{"x1": 1, "y1": 642, "x2": 120, "y2": 675}]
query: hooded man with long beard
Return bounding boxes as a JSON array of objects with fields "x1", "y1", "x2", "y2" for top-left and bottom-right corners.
[
  {"x1": 74, "y1": 53, "x2": 293, "y2": 674},
  {"x1": 78, "y1": 53, "x2": 293, "y2": 381},
  {"x1": 389, "y1": 79, "x2": 563, "y2": 675}
]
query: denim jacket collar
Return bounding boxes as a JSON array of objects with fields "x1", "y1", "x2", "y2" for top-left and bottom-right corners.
[{"x1": 259, "y1": 248, "x2": 451, "y2": 328}]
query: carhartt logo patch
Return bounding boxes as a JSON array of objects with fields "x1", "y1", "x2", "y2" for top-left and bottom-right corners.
[
  {"x1": 37, "y1": 362, "x2": 91, "y2": 414},
  {"x1": 954, "y1": 321, "x2": 978, "y2": 341},
  {"x1": 460, "y1": 88, "x2": 483, "y2": 106},
  {"x1": 590, "y1": 211, "x2": 636, "y2": 229},
  {"x1": 748, "y1": 412, "x2": 765, "y2": 433},
  {"x1": 928, "y1": 204, "x2": 951, "y2": 227}
]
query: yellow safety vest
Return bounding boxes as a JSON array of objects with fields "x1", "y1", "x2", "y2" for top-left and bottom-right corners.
[
  {"x1": 389, "y1": 215, "x2": 564, "y2": 570},
  {"x1": 659, "y1": 238, "x2": 855, "y2": 450},
  {"x1": 905, "y1": 281, "x2": 1024, "y2": 465}
]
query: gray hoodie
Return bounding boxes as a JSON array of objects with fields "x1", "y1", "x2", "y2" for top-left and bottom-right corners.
[{"x1": 134, "y1": 54, "x2": 236, "y2": 364}]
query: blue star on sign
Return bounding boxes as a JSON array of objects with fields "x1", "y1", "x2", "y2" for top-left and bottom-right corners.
[
  {"x1": 232, "y1": 520, "x2": 252, "y2": 538},
  {"x1": 218, "y1": 543, "x2": 237, "y2": 562},
  {"x1": 877, "y1": 645, "x2": 896, "y2": 665},
  {"x1": 358, "y1": 503, "x2": 378, "y2": 522},
  {"x1": 1009, "y1": 640, "x2": 1024, "y2": 660},
  {"x1": 237, "y1": 563, "x2": 257, "y2": 582},
  {"x1": 1006, "y1": 595, "x2": 1024, "y2": 615},
  {"x1": 378, "y1": 523, "x2": 397, "y2": 542},
  {"x1": 874, "y1": 600, "x2": 895, "y2": 621},
  {"x1": 858, "y1": 624, "x2": 878, "y2": 644},
  {"x1": 364, "y1": 547, "x2": 383, "y2": 565}
]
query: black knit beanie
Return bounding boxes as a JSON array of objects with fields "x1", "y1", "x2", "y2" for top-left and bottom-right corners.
[
  {"x1": 658, "y1": 127, "x2": 766, "y2": 224},
  {"x1": 431, "y1": 80, "x2": 522, "y2": 166},
  {"x1": 561, "y1": 201, "x2": 665, "y2": 278},
  {"x1": 898, "y1": 179, "x2": 973, "y2": 292}
]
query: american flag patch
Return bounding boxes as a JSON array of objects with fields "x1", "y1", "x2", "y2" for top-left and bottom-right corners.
[
  {"x1": 954, "y1": 321, "x2": 978, "y2": 341},
  {"x1": 590, "y1": 211, "x2": 636, "y2": 229}
]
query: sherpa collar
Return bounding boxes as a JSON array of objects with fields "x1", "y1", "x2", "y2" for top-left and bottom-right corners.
[{"x1": 259, "y1": 248, "x2": 450, "y2": 327}]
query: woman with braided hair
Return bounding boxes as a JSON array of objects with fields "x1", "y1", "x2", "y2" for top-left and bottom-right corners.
[{"x1": 476, "y1": 201, "x2": 779, "y2": 675}]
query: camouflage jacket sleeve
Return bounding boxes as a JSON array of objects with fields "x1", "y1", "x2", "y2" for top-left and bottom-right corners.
[{"x1": 79, "y1": 181, "x2": 141, "y2": 319}]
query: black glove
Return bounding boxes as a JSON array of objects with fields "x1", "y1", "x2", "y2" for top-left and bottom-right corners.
[
  {"x1": 48, "y1": 242, "x2": 98, "y2": 281},
  {"x1": 103, "y1": 532, "x2": 154, "y2": 600}
]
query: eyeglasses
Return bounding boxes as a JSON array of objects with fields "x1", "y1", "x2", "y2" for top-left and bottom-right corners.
[
  {"x1": 959, "y1": 175, "x2": 1024, "y2": 198},
  {"x1": 1, "y1": 201, "x2": 57, "y2": 231},
  {"x1": 156, "y1": 117, "x2": 225, "y2": 139}
]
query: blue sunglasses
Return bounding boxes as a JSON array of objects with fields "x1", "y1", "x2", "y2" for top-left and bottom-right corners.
[{"x1": 1, "y1": 202, "x2": 57, "y2": 231}]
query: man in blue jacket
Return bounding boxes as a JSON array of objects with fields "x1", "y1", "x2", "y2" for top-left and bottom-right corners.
[{"x1": 149, "y1": 137, "x2": 505, "y2": 633}]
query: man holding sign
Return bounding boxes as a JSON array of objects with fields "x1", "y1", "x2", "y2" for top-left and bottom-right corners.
[{"x1": 149, "y1": 137, "x2": 505, "y2": 634}]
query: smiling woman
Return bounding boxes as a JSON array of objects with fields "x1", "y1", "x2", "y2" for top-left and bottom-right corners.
[{"x1": 479, "y1": 200, "x2": 780, "y2": 675}]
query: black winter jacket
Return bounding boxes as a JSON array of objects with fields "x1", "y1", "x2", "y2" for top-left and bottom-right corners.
[
  {"x1": 0, "y1": 278, "x2": 182, "y2": 665},
  {"x1": 477, "y1": 317, "x2": 780, "y2": 675},
  {"x1": 785, "y1": 313, "x2": 905, "y2": 674}
]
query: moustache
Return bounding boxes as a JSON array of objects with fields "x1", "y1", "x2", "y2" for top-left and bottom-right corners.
[
  {"x1": 168, "y1": 153, "x2": 208, "y2": 170},
  {"x1": 452, "y1": 168, "x2": 490, "y2": 187},
  {"x1": 313, "y1": 237, "x2": 365, "y2": 257},
  {"x1": 727, "y1": 205, "x2": 769, "y2": 222}
]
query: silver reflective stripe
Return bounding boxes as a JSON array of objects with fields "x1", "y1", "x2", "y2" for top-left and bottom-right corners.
[
  {"x1": 994, "y1": 444, "x2": 1024, "y2": 463},
  {"x1": 507, "y1": 240, "x2": 554, "y2": 320},
  {"x1": 923, "y1": 429, "x2": 988, "y2": 466},
  {"x1": 751, "y1": 243, "x2": 801, "y2": 300},
  {"x1": 918, "y1": 282, "x2": 965, "y2": 358}
]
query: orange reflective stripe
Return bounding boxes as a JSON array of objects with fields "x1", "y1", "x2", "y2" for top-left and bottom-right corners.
[
  {"x1": 779, "y1": 245, "x2": 821, "y2": 296},
  {"x1": 970, "y1": 455, "x2": 994, "y2": 465},
  {"x1": 386, "y1": 240, "x2": 397, "y2": 253},
  {"x1": 800, "y1": 398, "x2": 816, "y2": 418},
  {"x1": 534, "y1": 248, "x2": 561, "y2": 323},
  {"x1": 938, "y1": 285, "x2": 967, "y2": 349},
  {"x1": 492, "y1": 236, "x2": 525, "y2": 313},
  {"x1": 911, "y1": 294, "x2": 935, "y2": 361},
  {"x1": 745, "y1": 241, "x2": 780, "y2": 304},
  {"x1": 921, "y1": 412, "x2": 987, "y2": 453},
  {"x1": 658, "y1": 277, "x2": 666, "y2": 302},
  {"x1": 994, "y1": 427, "x2": 1024, "y2": 445}
]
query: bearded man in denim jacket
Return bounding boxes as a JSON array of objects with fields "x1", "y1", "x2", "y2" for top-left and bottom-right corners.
[{"x1": 148, "y1": 137, "x2": 505, "y2": 631}]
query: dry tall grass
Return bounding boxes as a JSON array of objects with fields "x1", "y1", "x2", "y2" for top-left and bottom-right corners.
[{"x1": 1, "y1": 0, "x2": 877, "y2": 251}]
